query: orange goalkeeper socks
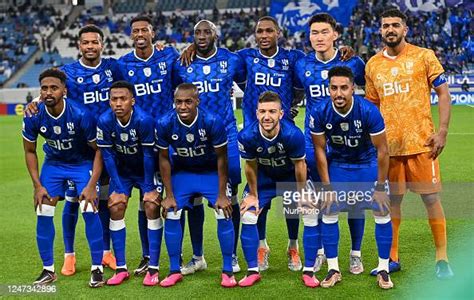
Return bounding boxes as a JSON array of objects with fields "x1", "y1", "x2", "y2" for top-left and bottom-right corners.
[
  {"x1": 429, "y1": 218, "x2": 448, "y2": 261},
  {"x1": 390, "y1": 217, "x2": 401, "y2": 262}
]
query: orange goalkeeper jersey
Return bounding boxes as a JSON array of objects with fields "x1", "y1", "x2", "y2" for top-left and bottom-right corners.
[{"x1": 365, "y1": 43, "x2": 445, "y2": 156}]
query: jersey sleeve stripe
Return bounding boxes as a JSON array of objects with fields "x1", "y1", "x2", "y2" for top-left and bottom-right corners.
[
  {"x1": 242, "y1": 157, "x2": 256, "y2": 161},
  {"x1": 156, "y1": 145, "x2": 168, "y2": 150},
  {"x1": 310, "y1": 131, "x2": 325, "y2": 135},
  {"x1": 369, "y1": 129, "x2": 385, "y2": 136},
  {"x1": 214, "y1": 141, "x2": 228, "y2": 148},
  {"x1": 88, "y1": 138, "x2": 97, "y2": 143},
  {"x1": 141, "y1": 142, "x2": 155, "y2": 146},
  {"x1": 290, "y1": 155, "x2": 306, "y2": 161},
  {"x1": 97, "y1": 144, "x2": 113, "y2": 148},
  {"x1": 22, "y1": 134, "x2": 36, "y2": 142}
]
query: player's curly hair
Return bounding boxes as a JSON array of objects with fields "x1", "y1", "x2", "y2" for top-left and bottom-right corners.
[
  {"x1": 380, "y1": 8, "x2": 407, "y2": 23},
  {"x1": 38, "y1": 68, "x2": 67, "y2": 84},
  {"x1": 130, "y1": 15, "x2": 153, "y2": 27},
  {"x1": 78, "y1": 24, "x2": 104, "y2": 41}
]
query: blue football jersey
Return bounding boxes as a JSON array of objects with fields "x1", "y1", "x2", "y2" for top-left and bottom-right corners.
[
  {"x1": 155, "y1": 108, "x2": 228, "y2": 173},
  {"x1": 237, "y1": 47, "x2": 305, "y2": 126},
  {"x1": 238, "y1": 119, "x2": 306, "y2": 180},
  {"x1": 309, "y1": 96, "x2": 385, "y2": 166},
  {"x1": 60, "y1": 58, "x2": 119, "y2": 117},
  {"x1": 294, "y1": 50, "x2": 365, "y2": 129},
  {"x1": 22, "y1": 100, "x2": 96, "y2": 164},
  {"x1": 96, "y1": 106, "x2": 155, "y2": 176},
  {"x1": 173, "y1": 48, "x2": 246, "y2": 128},
  {"x1": 115, "y1": 47, "x2": 179, "y2": 118}
]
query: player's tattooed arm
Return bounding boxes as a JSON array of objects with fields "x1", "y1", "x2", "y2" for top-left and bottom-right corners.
[
  {"x1": 426, "y1": 83, "x2": 451, "y2": 159},
  {"x1": 370, "y1": 132, "x2": 390, "y2": 214},
  {"x1": 179, "y1": 43, "x2": 196, "y2": 66},
  {"x1": 339, "y1": 45, "x2": 356, "y2": 61},
  {"x1": 23, "y1": 139, "x2": 51, "y2": 212},
  {"x1": 241, "y1": 159, "x2": 260, "y2": 215},
  {"x1": 158, "y1": 148, "x2": 177, "y2": 218},
  {"x1": 215, "y1": 145, "x2": 232, "y2": 219}
]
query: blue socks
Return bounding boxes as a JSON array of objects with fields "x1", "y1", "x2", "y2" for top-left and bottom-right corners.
[
  {"x1": 165, "y1": 218, "x2": 183, "y2": 273},
  {"x1": 37, "y1": 205, "x2": 55, "y2": 268},
  {"x1": 138, "y1": 207, "x2": 149, "y2": 257},
  {"x1": 375, "y1": 220, "x2": 392, "y2": 259},
  {"x1": 82, "y1": 211, "x2": 104, "y2": 266},
  {"x1": 188, "y1": 204, "x2": 204, "y2": 257},
  {"x1": 231, "y1": 203, "x2": 240, "y2": 256},
  {"x1": 147, "y1": 218, "x2": 164, "y2": 268},
  {"x1": 348, "y1": 212, "x2": 365, "y2": 252},
  {"x1": 98, "y1": 200, "x2": 111, "y2": 251},
  {"x1": 217, "y1": 219, "x2": 234, "y2": 273},
  {"x1": 110, "y1": 219, "x2": 126, "y2": 268},
  {"x1": 241, "y1": 223, "x2": 259, "y2": 269},
  {"x1": 322, "y1": 218, "x2": 339, "y2": 259},
  {"x1": 257, "y1": 207, "x2": 268, "y2": 240},
  {"x1": 303, "y1": 224, "x2": 319, "y2": 268},
  {"x1": 62, "y1": 200, "x2": 79, "y2": 254}
]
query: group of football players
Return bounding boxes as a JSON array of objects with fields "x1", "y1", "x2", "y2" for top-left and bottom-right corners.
[{"x1": 23, "y1": 7, "x2": 454, "y2": 291}]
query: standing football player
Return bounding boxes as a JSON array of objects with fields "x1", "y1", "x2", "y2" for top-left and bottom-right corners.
[
  {"x1": 173, "y1": 19, "x2": 246, "y2": 275},
  {"x1": 365, "y1": 8, "x2": 453, "y2": 278},
  {"x1": 114, "y1": 15, "x2": 179, "y2": 275},
  {"x1": 238, "y1": 91, "x2": 319, "y2": 287},
  {"x1": 23, "y1": 69, "x2": 105, "y2": 287},
  {"x1": 156, "y1": 83, "x2": 235, "y2": 287},
  {"x1": 310, "y1": 66, "x2": 393, "y2": 289},
  {"x1": 96, "y1": 81, "x2": 161, "y2": 286},
  {"x1": 295, "y1": 13, "x2": 366, "y2": 273}
]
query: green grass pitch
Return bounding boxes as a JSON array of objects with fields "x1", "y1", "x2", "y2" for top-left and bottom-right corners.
[{"x1": 0, "y1": 106, "x2": 473, "y2": 298}]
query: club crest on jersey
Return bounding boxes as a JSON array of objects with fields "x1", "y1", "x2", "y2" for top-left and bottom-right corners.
[
  {"x1": 277, "y1": 142, "x2": 285, "y2": 153},
  {"x1": 128, "y1": 70, "x2": 134, "y2": 77},
  {"x1": 120, "y1": 133, "x2": 128, "y2": 142},
  {"x1": 53, "y1": 126, "x2": 61, "y2": 135},
  {"x1": 354, "y1": 120, "x2": 362, "y2": 129},
  {"x1": 268, "y1": 146, "x2": 276, "y2": 154},
  {"x1": 40, "y1": 126, "x2": 47, "y2": 133},
  {"x1": 219, "y1": 61, "x2": 227, "y2": 73},
  {"x1": 282, "y1": 59, "x2": 289, "y2": 70},
  {"x1": 268, "y1": 58, "x2": 275, "y2": 68},
  {"x1": 321, "y1": 70, "x2": 328, "y2": 79},
  {"x1": 92, "y1": 74, "x2": 100, "y2": 84},
  {"x1": 77, "y1": 77, "x2": 84, "y2": 83},
  {"x1": 143, "y1": 67, "x2": 152, "y2": 77},
  {"x1": 203, "y1": 65, "x2": 211, "y2": 75},
  {"x1": 130, "y1": 129, "x2": 137, "y2": 141},
  {"x1": 158, "y1": 62, "x2": 167, "y2": 75},
  {"x1": 340, "y1": 123, "x2": 349, "y2": 131},
  {"x1": 186, "y1": 133, "x2": 194, "y2": 142},
  {"x1": 198, "y1": 129, "x2": 207, "y2": 141},
  {"x1": 172, "y1": 134, "x2": 179, "y2": 140},
  {"x1": 67, "y1": 122, "x2": 75, "y2": 134},
  {"x1": 105, "y1": 69, "x2": 112, "y2": 77},
  {"x1": 187, "y1": 67, "x2": 193, "y2": 73},
  {"x1": 391, "y1": 67, "x2": 398, "y2": 76}
]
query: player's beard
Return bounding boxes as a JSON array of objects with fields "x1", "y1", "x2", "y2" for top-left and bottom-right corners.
[
  {"x1": 382, "y1": 34, "x2": 403, "y2": 48},
  {"x1": 195, "y1": 40, "x2": 215, "y2": 56}
]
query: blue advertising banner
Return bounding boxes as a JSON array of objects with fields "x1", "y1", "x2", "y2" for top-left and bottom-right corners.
[
  {"x1": 270, "y1": 0, "x2": 357, "y2": 33},
  {"x1": 392, "y1": 0, "x2": 473, "y2": 12}
]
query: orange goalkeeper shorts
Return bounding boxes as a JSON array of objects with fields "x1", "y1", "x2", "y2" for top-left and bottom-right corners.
[{"x1": 388, "y1": 152, "x2": 442, "y2": 195}]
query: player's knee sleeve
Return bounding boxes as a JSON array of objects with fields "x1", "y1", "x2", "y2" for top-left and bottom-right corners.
[
  {"x1": 302, "y1": 213, "x2": 319, "y2": 227},
  {"x1": 79, "y1": 200, "x2": 95, "y2": 213},
  {"x1": 322, "y1": 214, "x2": 339, "y2": 224},
  {"x1": 109, "y1": 219, "x2": 125, "y2": 231},
  {"x1": 36, "y1": 204, "x2": 55, "y2": 217},
  {"x1": 147, "y1": 218, "x2": 163, "y2": 230},
  {"x1": 193, "y1": 196, "x2": 203, "y2": 206},
  {"x1": 99, "y1": 184, "x2": 109, "y2": 201},
  {"x1": 374, "y1": 214, "x2": 391, "y2": 225},
  {"x1": 65, "y1": 196, "x2": 78, "y2": 203},
  {"x1": 166, "y1": 209, "x2": 183, "y2": 220},
  {"x1": 241, "y1": 211, "x2": 258, "y2": 225},
  {"x1": 215, "y1": 209, "x2": 226, "y2": 220}
]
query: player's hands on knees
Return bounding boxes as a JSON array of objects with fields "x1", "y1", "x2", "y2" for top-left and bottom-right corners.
[
  {"x1": 216, "y1": 195, "x2": 233, "y2": 219},
  {"x1": 339, "y1": 45, "x2": 355, "y2": 61},
  {"x1": 108, "y1": 192, "x2": 128, "y2": 208},
  {"x1": 373, "y1": 190, "x2": 391, "y2": 214},
  {"x1": 24, "y1": 101, "x2": 39, "y2": 117},
  {"x1": 425, "y1": 131, "x2": 447, "y2": 159},
  {"x1": 180, "y1": 44, "x2": 196, "y2": 66},
  {"x1": 161, "y1": 195, "x2": 177, "y2": 219},
  {"x1": 143, "y1": 190, "x2": 161, "y2": 206},
  {"x1": 321, "y1": 185, "x2": 336, "y2": 215},
  {"x1": 34, "y1": 186, "x2": 51, "y2": 212},
  {"x1": 154, "y1": 42, "x2": 165, "y2": 51},
  {"x1": 240, "y1": 194, "x2": 259, "y2": 215},
  {"x1": 80, "y1": 185, "x2": 98, "y2": 213}
]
